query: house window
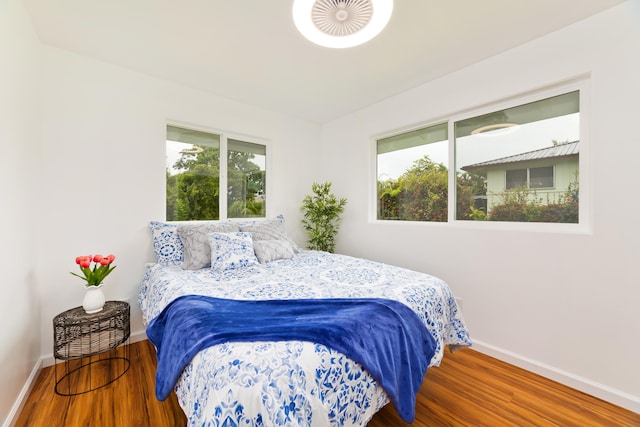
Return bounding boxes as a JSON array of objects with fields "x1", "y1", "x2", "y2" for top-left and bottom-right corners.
[
  {"x1": 456, "y1": 90, "x2": 579, "y2": 223},
  {"x1": 376, "y1": 123, "x2": 448, "y2": 221},
  {"x1": 505, "y1": 169, "x2": 527, "y2": 189},
  {"x1": 528, "y1": 166, "x2": 554, "y2": 189},
  {"x1": 166, "y1": 125, "x2": 267, "y2": 221},
  {"x1": 506, "y1": 166, "x2": 554, "y2": 190}
]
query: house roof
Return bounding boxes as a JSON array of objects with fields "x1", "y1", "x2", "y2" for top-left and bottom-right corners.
[{"x1": 462, "y1": 141, "x2": 579, "y2": 171}]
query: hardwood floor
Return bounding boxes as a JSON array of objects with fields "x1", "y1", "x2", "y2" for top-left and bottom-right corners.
[
  {"x1": 368, "y1": 349, "x2": 640, "y2": 427},
  {"x1": 15, "y1": 340, "x2": 639, "y2": 426},
  {"x1": 15, "y1": 340, "x2": 186, "y2": 427}
]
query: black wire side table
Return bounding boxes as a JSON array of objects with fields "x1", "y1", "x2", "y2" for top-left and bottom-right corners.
[{"x1": 53, "y1": 300, "x2": 131, "y2": 396}]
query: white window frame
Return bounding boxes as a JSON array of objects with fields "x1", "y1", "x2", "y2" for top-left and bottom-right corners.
[
  {"x1": 166, "y1": 121, "x2": 272, "y2": 221},
  {"x1": 370, "y1": 77, "x2": 591, "y2": 234}
]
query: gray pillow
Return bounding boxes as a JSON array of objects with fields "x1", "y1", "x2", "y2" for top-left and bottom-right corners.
[
  {"x1": 239, "y1": 216, "x2": 299, "y2": 253},
  {"x1": 177, "y1": 222, "x2": 240, "y2": 270},
  {"x1": 253, "y1": 240, "x2": 295, "y2": 263}
]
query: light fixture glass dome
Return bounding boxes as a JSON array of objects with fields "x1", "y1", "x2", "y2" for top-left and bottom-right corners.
[{"x1": 293, "y1": 0, "x2": 394, "y2": 48}]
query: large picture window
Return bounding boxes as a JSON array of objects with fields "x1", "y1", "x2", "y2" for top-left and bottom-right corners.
[
  {"x1": 166, "y1": 125, "x2": 267, "y2": 221},
  {"x1": 456, "y1": 91, "x2": 579, "y2": 223},
  {"x1": 375, "y1": 86, "x2": 582, "y2": 225}
]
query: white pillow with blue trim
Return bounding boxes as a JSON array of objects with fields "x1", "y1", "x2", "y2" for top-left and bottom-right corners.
[{"x1": 208, "y1": 232, "x2": 259, "y2": 271}]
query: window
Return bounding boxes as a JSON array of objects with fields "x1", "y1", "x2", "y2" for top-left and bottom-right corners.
[
  {"x1": 506, "y1": 166, "x2": 554, "y2": 190},
  {"x1": 505, "y1": 169, "x2": 527, "y2": 189},
  {"x1": 227, "y1": 139, "x2": 266, "y2": 218},
  {"x1": 456, "y1": 91, "x2": 579, "y2": 223},
  {"x1": 166, "y1": 125, "x2": 267, "y2": 221},
  {"x1": 374, "y1": 86, "x2": 582, "y2": 225},
  {"x1": 529, "y1": 166, "x2": 554, "y2": 189},
  {"x1": 376, "y1": 123, "x2": 448, "y2": 221}
]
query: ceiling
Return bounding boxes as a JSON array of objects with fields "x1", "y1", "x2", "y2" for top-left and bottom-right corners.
[{"x1": 23, "y1": 0, "x2": 624, "y2": 124}]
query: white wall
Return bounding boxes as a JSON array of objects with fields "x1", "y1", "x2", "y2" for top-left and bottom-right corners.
[
  {"x1": 1, "y1": 7, "x2": 320, "y2": 423},
  {"x1": 36, "y1": 47, "x2": 321, "y2": 362},
  {"x1": 0, "y1": 0, "x2": 42, "y2": 423},
  {"x1": 4, "y1": 0, "x2": 639, "y2": 423},
  {"x1": 322, "y1": 1, "x2": 640, "y2": 412}
]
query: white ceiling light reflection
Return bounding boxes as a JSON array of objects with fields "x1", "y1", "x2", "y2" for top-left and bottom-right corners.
[{"x1": 470, "y1": 123, "x2": 520, "y2": 137}]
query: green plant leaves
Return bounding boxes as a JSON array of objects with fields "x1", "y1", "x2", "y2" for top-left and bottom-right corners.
[{"x1": 300, "y1": 182, "x2": 347, "y2": 253}]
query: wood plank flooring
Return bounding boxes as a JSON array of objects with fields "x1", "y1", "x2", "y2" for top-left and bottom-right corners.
[
  {"x1": 14, "y1": 340, "x2": 640, "y2": 426},
  {"x1": 15, "y1": 340, "x2": 186, "y2": 427},
  {"x1": 368, "y1": 348, "x2": 640, "y2": 427}
]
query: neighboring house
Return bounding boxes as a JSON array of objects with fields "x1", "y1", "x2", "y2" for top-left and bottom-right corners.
[{"x1": 462, "y1": 141, "x2": 579, "y2": 214}]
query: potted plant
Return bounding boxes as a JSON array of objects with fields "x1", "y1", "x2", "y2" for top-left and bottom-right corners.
[
  {"x1": 71, "y1": 254, "x2": 117, "y2": 313},
  {"x1": 300, "y1": 182, "x2": 347, "y2": 253}
]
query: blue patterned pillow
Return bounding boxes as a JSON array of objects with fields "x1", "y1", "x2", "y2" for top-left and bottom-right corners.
[
  {"x1": 208, "y1": 232, "x2": 259, "y2": 271},
  {"x1": 149, "y1": 221, "x2": 184, "y2": 266}
]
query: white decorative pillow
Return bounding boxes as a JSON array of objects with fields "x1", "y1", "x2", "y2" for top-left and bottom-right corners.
[
  {"x1": 149, "y1": 221, "x2": 184, "y2": 266},
  {"x1": 178, "y1": 222, "x2": 240, "y2": 270},
  {"x1": 239, "y1": 215, "x2": 299, "y2": 253},
  {"x1": 253, "y1": 239, "x2": 295, "y2": 263},
  {"x1": 208, "y1": 232, "x2": 259, "y2": 271}
]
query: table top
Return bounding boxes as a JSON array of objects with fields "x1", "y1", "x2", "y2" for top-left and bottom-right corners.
[{"x1": 53, "y1": 300, "x2": 129, "y2": 326}]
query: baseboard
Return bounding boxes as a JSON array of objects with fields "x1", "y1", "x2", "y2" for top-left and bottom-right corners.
[
  {"x1": 2, "y1": 357, "x2": 42, "y2": 427},
  {"x1": 471, "y1": 340, "x2": 640, "y2": 414},
  {"x1": 4, "y1": 329, "x2": 148, "y2": 427},
  {"x1": 129, "y1": 328, "x2": 148, "y2": 344}
]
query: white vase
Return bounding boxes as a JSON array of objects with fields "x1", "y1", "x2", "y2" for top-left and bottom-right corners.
[{"x1": 83, "y1": 284, "x2": 106, "y2": 314}]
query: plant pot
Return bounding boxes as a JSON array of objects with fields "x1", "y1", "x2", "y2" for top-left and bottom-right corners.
[{"x1": 83, "y1": 284, "x2": 105, "y2": 314}]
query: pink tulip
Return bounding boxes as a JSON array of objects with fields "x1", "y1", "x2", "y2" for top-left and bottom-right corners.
[{"x1": 71, "y1": 253, "x2": 117, "y2": 287}]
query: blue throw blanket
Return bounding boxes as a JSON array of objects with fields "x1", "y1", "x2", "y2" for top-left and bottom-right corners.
[{"x1": 146, "y1": 295, "x2": 436, "y2": 423}]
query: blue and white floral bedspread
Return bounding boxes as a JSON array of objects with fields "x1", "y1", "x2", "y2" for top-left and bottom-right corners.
[{"x1": 139, "y1": 250, "x2": 471, "y2": 427}]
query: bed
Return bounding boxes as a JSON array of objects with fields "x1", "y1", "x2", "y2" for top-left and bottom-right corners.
[{"x1": 140, "y1": 218, "x2": 471, "y2": 426}]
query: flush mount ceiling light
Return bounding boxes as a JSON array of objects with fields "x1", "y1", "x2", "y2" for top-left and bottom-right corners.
[{"x1": 292, "y1": 0, "x2": 394, "y2": 48}]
